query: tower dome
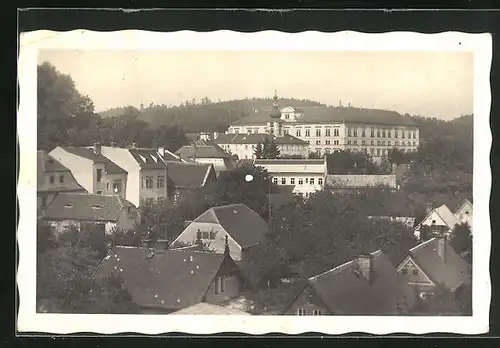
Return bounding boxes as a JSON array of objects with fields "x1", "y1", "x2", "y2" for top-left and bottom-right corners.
[{"x1": 269, "y1": 90, "x2": 281, "y2": 119}]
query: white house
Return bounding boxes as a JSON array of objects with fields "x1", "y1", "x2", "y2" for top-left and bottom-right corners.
[
  {"x1": 254, "y1": 158, "x2": 327, "y2": 197},
  {"x1": 454, "y1": 199, "x2": 473, "y2": 232},
  {"x1": 172, "y1": 203, "x2": 270, "y2": 262},
  {"x1": 413, "y1": 204, "x2": 460, "y2": 240}
]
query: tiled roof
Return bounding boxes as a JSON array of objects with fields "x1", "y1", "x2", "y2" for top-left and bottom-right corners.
[
  {"x1": 434, "y1": 204, "x2": 460, "y2": 228},
  {"x1": 128, "y1": 148, "x2": 168, "y2": 169},
  {"x1": 193, "y1": 204, "x2": 269, "y2": 249},
  {"x1": 167, "y1": 162, "x2": 213, "y2": 189},
  {"x1": 93, "y1": 247, "x2": 227, "y2": 310},
  {"x1": 326, "y1": 175, "x2": 397, "y2": 188},
  {"x1": 171, "y1": 302, "x2": 250, "y2": 315},
  {"x1": 233, "y1": 106, "x2": 415, "y2": 127},
  {"x1": 307, "y1": 250, "x2": 415, "y2": 315},
  {"x1": 408, "y1": 238, "x2": 471, "y2": 291},
  {"x1": 37, "y1": 151, "x2": 86, "y2": 192},
  {"x1": 43, "y1": 193, "x2": 134, "y2": 222},
  {"x1": 175, "y1": 143, "x2": 231, "y2": 159},
  {"x1": 62, "y1": 147, "x2": 127, "y2": 174},
  {"x1": 254, "y1": 159, "x2": 324, "y2": 165},
  {"x1": 215, "y1": 133, "x2": 308, "y2": 145}
]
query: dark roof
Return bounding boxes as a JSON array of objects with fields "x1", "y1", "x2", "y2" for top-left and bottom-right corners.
[
  {"x1": 175, "y1": 142, "x2": 231, "y2": 159},
  {"x1": 62, "y1": 147, "x2": 127, "y2": 174},
  {"x1": 232, "y1": 106, "x2": 416, "y2": 127},
  {"x1": 408, "y1": 238, "x2": 470, "y2": 291},
  {"x1": 43, "y1": 193, "x2": 135, "y2": 222},
  {"x1": 193, "y1": 204, "x2": 270, "y2": 249},
  {"x1": 214, "y1": 133, "x2": 308, "y2": 145},
  {"x1": 93, "y1": 247, "x2": 226, "y2": 310},
  {"x1": 37, "y1": 151, "x2": 86, "y2": 192},
  {"x1": 254, "y1": 159, "x2": 324, "y2": 165},
  {"x1": 167, "y1": 162, "x2": 213, "y2": 189},
  {"x1": 127, "y1": 148, "x2": 168, "y2": 169},
  {"x1": 307, "y1": 250, "x2": 415, "y2": 315}
]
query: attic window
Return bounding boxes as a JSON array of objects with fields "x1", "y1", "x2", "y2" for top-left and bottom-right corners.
[
  {"x1": 150, "y1": 155, "x2": 158, "y2": 163},
  {"x1": 233, "y1": 210, "x2": 238, "y2": 214},
  {"x1": 64, "y1": 204, "x2": 73, "y2": 208},
  {"x1": 91, "y1": 205, "x2": 102, "y2": 209},
  {"x1": 139, "y1": 154, "x2": 147, "y2": 162}
]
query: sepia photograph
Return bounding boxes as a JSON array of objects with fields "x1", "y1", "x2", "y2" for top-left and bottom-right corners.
[{"x1": 17, "y1": 30, "x2": 491, "y2": 335}]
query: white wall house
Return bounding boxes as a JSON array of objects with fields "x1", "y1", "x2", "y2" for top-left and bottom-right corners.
[
  {"x1": 454, "y1": 199, "x2": 473, "y2": 232},
  {"x1": 254, "y1": 158, "x2": 327, "y2": 197},
  {"x1": 413, "y1": 204, "x2": 460, "y2": 240}
]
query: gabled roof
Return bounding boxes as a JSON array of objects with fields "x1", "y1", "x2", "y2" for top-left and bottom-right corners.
[
  {"x1": 93, "y1": 246, "x2": 227, "y2": 310},
  {"x1": 167, "y1": 162, "x2": 214, "y2": 189},
  {"x1": 37, "y1": 151, "x2": 86, "y2": 192},
  {"x1": 232, "y1": 106, "x2": 415, "y2": 127},
  {"x1": 214, "y1": 133, "x2": 308, "y2": 145},
  {"x1": 193, "y1": 204, "x2": 269, "y2": 249},
  {"x1": 43, "y1": 193, "x2": 135, "y2": 222},
  {"x1": 414, "y1": 204, "x2": 459, "y2": 231},
  {"x1": 454, "y1": 199, "x2": 473, "y2": 215},
  {"x1": 171, "y1": 302, "x2": 250, "y2": 315},
  {"x1": 255, "y1": 159, "x2": 324, "y2": 165},
  {"x1": 175, "y1": 142, "x2": 231, "y2": 159},
  {"x1": 128, "y1": 148, "x2": 168, "y2": 170},
  {"x1": 305, "y1": 250, "x2": 414, "y2": 315},
  {"x1": 406, "y1": 238, "x2": 471, "y2": 291},
  {"x1": 61, "y1": 147, "x2": 127, "y2": 174},
  {"x1": 326, "y1": 175, "x2": 397, "y2": 188}
]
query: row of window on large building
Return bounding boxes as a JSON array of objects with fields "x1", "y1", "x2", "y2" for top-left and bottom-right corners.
[
  {"x1": 272, "y1": 177, "x2": 324, "y2": 186},
  {"x1": 234, "y1": 127, "x2": 417, "y2": 139}
]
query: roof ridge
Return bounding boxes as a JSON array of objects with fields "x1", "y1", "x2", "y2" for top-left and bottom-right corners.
[
  {"x1": 409, "y1": 237, "x2": 436, "y2": 252},
  {"x1": 308, "y1": 259, "x2": 355, "y2": 282}
]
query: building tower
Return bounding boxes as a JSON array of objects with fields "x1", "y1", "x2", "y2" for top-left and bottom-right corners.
[{"x1": 267, "y1": 90, "x2": 283, "y2": 137}]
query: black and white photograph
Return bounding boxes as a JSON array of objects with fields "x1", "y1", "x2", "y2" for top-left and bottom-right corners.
[{"x1": 17, "y1": 30, "x2": 491, "y2": 334}]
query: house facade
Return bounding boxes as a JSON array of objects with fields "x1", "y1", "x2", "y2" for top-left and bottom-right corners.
[
  {"x1": 413, "y1": 204, "x2": 459, "y2": 240},
  {"x1": 214, "y1": 132, "x2": 309, "y2": 160},
  {"x1": 284, "y1": 250, "x2": 416, "y2": 315},
  {"x1": 93, "y1": 242, "x2": 244, "y2": 314},
  {"x1": 37, "y1": 150, "x2": 87, "y2": 214},
  {"x1": 49, "y1": 144, "x2": 128, "y2": 198},
  {"x1": 254, "y1": 158, "x2": 327, "y2": 197},
  {"x1": 172, "y1": 203, "x2": 269, "y2": 262},
  {"x1": 454, "y1": 199, "x2": 473, "y2": 232},
  {"x1": 166, "y1": 161, "x2": 217, "y2": 205},
  {"x1": 98, "y1": 145, "x2": 168, "y2": 207},
  {"x1": 396, "y1": 235, "x2": 471, "y2": 299},
  {"x1": 226, "y1": 93, "x2": 419, "y2": 160},
  {"x1": 42, "y1": 192, "x2": 139, "y2": 235}
]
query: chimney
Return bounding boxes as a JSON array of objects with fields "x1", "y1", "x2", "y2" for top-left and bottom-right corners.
[
  {"x1": 93, "y1": 142, "x2": 101, "y2": 155},
  {"x1": 213, "y1": 132, "x2": 219, "y2": 140},
  {"x1": 110, "y1": 141, "x2": 116, "y2": 148},
  {"x1": 356, "y1": 254, "x2": 374, "y2": 283},
  {"x1": 426, "y1": 202, "x2": 433, "y2": 215},
  {"x1": 200, "y1": 132, "x2": 210, "y2": 141},
  {"x1": 132, "y1": 142, "x2": 137, "y2": 149},
  {"x1": 190, "y1": 143, "x2": 197, "y2": 161},
  {"x1": 157, "y1": 146, "x2": 165, "y2": 157},
  {"x1": 154, "y1": 238, "x2": 169, "y2": 254},
  {"x1": 224, "y1": 235, "x2": 230, "y2": 257},
  {"x1": 436, "y1": 233, "x2": 447, "y2": 262},
  {"x1": 391, "y1": 163, "x2": 397, "y2": 174},
  {"x1": 141, "y1": 238, "x2": 152, "y2": 250}
]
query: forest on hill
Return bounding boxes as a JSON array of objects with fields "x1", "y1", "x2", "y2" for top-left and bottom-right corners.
[{"x1": 100, "y1": 98, "x2": 325, "y2": 132}]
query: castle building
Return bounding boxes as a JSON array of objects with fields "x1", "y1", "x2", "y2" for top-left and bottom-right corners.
[{"x1": 226, "y1": 92, "x2": 420, "y2": 160}]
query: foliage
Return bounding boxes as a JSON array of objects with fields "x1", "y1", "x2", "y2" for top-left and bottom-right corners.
[
  {"x1": 36, "y1": 224, "x2": 137, "y2": 313},
  {"x1": 410, "y1": 284, "x2": 472, "y2": 316},
  {"x1": 254, "y1": 138, "x2": 281, "y2": 159},
  {"x1": 450, "y1": 223, "x2": 472, "y2": 263},
  {"x1": 326, "y1": 150, "x2": 384, "y2": 175}
]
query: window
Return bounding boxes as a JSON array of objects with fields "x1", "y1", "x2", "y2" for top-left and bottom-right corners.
[
  {"x1": 318, "y1": 178, "x2": 323, "y2": 186},
  {"x1": 41, "y1": 196, "x2": 47, "y2": 208},
  {"x1": 215, "y1": 277, "x2": 225, "y2": 294},
  {"x1": 305, "y1": 129, "x2": 310, "y2": 137},
  {"x1": 353, "y1": 140, "x2": 357, "y2": 145},
  {"x1": 325, "y1": 149, "x2": 330, "y2": 154},
  {"x1": 296, "y1": 129, "x2": 301, "y2": 137},
  {"x1": 333, "y1": 128, "x2": 339, "y2": 136},
  {"x1": 290, "y1": 178, "x2": 295, "y2": 185},
  {"x1": 96, "y1": 190, "x2": 103, "y2": 194},
  {"x1": 59, "y1": 175, "x2": 64, "y2": 184},
  {"x1": 347, "y1": 140, "x2": 351, "y2": 145},
  {"x1": 353, "y1": 129, "x2": 358, "y2": 137},
  {"x1": 347, "y1": 128, "x2": 352, "y2": 137},
  {"x1": 245, "y1": 145, "x2": 248, "y2": 150},
  {"x1": 376, "y1": 130, "x2": 380, "y2": 138},
  {"x1": 315, "y1": 140, "x2": 321, "y2": 145},
  {"x1": 285, "y1": 114, "x2": 289, "y2": 119},
  {"x1": 273, "y1": 177, "x2": 278, "y2": 184},
  {"x1": 310, "y1": 178, "x2": 315, "y2": 185},
  {"x1": 145, "y1": 176, "x2": 153, "y2": 189},
  {"x1": 377, "y1": 149, "x2": 381, "y2": 156},
  {"x1": 361, "y1": 140, "x2": 365, "y2": 145},
  {"x1": 370, "y1": 148, "x2": 374, "y2": 154},
  {"x1": 334, "y1": 140, "x2": 339, "y2": 145},
  {"x1": 387, "y1": 141, "x2": 391, "y2": 146},
  {"x1": 388, "y1": 130, "x2": 392, "y2": 138},
  {"x1": 402, "y1": 268, "x2": 408, "y2": 275},
  {"x1": 284, "y1": 129, "x2": 289, "y2": 135},
  {"x1": 361, "y1": 129, "x2": 366, "y2": 137},
  {"x1": 316, "y1": 129, "x2": 321, "y2": 137},
  {"x1": 157, "y1": 197, "x2": 165, "y2": 204},
  {"x1": 281, "y1": 178, "x2": 286, "y2": 185},
  {"x1": 49, "y1": 175, "x2": 54, "y2": 184},
  {"x1": 209, "y1": 231, "x2": 216, "y2": 239},
  {"x1": 412, "y1": 269, "x2": 418, "y2": 275},
  {"x1": 402, "y1": 131, "x2": 406, "y2": 138},
  {"x1": 202, "y1": 231, "x2": 209, "y2": 239},
  {"x1": 196, "y1": 230, "x2": 202, "y2": 240},
  {"x1": 325, "y1": 128, "x2": 331, "y2": 136},
  {"x1": 395, "y1": 141, "x2": 399, "y2": 146},
  {"x1": 371, "y1": 129, "x2": 375, "y2": 137},
  {"x1": 297, "y1": 308, "x2": 306, "y2": 316},
  {"x1": 325, "y1": 140, "x2": 331, "y2": 145},
  {"x1": 298, "y1": 178, "x2": 304, "y2": 185},
  {"x1": 157, "y1": 175, "x2": 165, "y2": 188},
  {"x1": 96, "y1": 169, "x2": 102, "y2": 182},
  {"x1": 383, "y1": 130, "x2": 387, "y2": 138},
  {"x1": 312, "y1": 309, "x2": 323, "y2": 316},
  {"x1": 113, "y1": 180, "x2": 122, "y2": 193},
  {"x1": 107, "y1": 183, "x2": 110, "y2": 190}
]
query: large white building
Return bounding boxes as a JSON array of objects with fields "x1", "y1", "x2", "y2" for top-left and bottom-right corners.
[{"x1": 226, "y1": 94, "x2": 420, "y2": 160}]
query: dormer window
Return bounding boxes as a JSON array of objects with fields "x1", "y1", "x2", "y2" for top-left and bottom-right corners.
[{"x1": 64, "y1": 204, "x2": 73, "y2": 208}]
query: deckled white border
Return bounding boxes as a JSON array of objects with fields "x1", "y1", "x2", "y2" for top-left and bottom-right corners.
[{"x1": 17, "y1": 30, "x2": 492, "y2": 335}]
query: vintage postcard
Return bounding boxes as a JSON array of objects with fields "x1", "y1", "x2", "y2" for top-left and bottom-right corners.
[{"x1": 17, "y1": 30, "x2": 491, "y2": 335}]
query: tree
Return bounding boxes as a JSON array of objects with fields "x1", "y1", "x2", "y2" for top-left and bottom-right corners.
[
  {"x1": 326, "y1": 150, "x2": 382, "y2": 175},
  {"x1": 254, "y1": 142, "x2": 264, "y2": 159},
  {"x1": 258, "y1": 138, "x2": 281, "y2": 159},
  {"x1": 450, "y1": 223, "x2": 472, "y2": 263},
  {"x1": 388, "y1": 148, "x2": 407, "y2": 166}
]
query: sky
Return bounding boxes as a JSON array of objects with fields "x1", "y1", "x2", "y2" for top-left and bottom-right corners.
[{"x1": 38, "y1": 50, "x2": 474, "y2": 120}]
